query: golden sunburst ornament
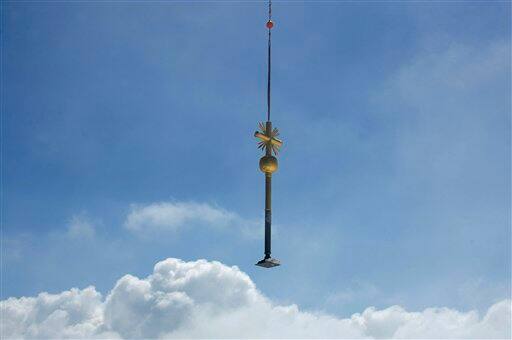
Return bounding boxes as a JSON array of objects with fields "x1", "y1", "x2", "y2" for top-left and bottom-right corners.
[{"x1": 254, "y1": 121, "x2": 283, "y2": 155}]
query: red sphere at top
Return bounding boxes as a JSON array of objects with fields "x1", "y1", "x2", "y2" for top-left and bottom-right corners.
[{"x1": 266, "y1": 20, "x2": 274, "y2": 29}]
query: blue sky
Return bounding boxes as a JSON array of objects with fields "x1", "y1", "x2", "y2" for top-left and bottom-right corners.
[{"x1": 2, "y1": 0, "x2": 510, "y2": 320}]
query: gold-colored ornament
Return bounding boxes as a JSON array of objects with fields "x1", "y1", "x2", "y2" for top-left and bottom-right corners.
[
  {"x1": 259, "y1": 155, "x2": 278, "y2": 174},
  {"x1": 255, "y1": 121, "x2": 282, "y2": 175},
  {"x1": 255, "y1": 121, "x2": 283, "y2": 155},
  {"x1": 255, "y1": 120, "x2": 282, "y2": 268}
]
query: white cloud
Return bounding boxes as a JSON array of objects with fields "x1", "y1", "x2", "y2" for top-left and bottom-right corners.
[
  {"x1": 391, "y1": 40, "x2": 509, "y2": 103},
  {"x1": 66, "y1": 214, "x2": 96, "y2": 239},
  {"x1": 124, "y1": 201, "x2": 261, "y2": 238},
  {"x1": 2, "y1": 258, "x2": 510, "y2": 339},
  {"x1": 377, "y1": 40, "x2": 510, "y2": 181},
  {"x1": 1, "y1": 287, "x2": 115, "y2": 339}
]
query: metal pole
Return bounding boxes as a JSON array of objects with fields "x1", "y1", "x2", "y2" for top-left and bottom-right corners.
[{"x1": 265, "y1": 173, "x2": 272, "y2": 258}]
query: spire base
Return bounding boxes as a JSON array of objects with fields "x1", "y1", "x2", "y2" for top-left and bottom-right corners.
[{"x1": 255, "y1": 257, "x2": 280, "y2": 268}]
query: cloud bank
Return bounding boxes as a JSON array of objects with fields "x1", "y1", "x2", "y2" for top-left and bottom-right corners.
[{"x1": 2, "y1": 258, "x2": 510, "y2": 339}]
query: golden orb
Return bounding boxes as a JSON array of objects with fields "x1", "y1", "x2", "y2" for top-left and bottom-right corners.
[{"x1": 259, "y1": 155, "x2": 278, "y2": 174}]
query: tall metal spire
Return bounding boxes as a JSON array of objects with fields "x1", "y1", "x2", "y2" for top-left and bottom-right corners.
[{"x1": 255, "y1": 0, "x2": 282, "y2": 268}]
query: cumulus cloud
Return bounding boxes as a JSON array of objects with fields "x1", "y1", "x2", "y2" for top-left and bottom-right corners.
[
  {"x1": 1, "y1": 287, "x2": 115, "y2": 339},
  {"x1": 2, "y1": 258, "x2": 510, "y2": 339},
  {"x1": 124, "y1": 201, "x2": 260, "y2": 238}
]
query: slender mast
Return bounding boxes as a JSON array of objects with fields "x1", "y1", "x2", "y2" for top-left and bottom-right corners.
[{"x1": 264, "y1": 0, "x2": 272, "y2": 260}]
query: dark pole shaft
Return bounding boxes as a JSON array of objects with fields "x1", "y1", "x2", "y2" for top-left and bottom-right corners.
[
  {"x1": 264, "y1": 174, "x2": 272, "y2": 258},
  {"x1": 264, "y1": 121, "x2": 273, "y2": 258}
]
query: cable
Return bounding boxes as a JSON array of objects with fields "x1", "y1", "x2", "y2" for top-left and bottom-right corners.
[{"x1": 266, "y1": 0, "x2": 272, "y2": 122}]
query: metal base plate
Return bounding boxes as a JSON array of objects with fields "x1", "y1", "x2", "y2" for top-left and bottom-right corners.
[{"x1": 255, "y1": 257, "x2": 281, "y2": 268}]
